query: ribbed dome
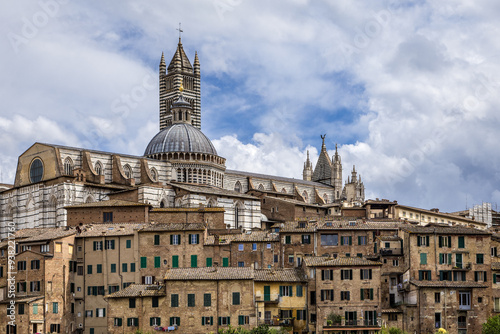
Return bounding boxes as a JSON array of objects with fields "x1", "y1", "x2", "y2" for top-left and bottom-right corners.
[{"x1": 144, "y1": 123, "x2": 217, "y2": 156}]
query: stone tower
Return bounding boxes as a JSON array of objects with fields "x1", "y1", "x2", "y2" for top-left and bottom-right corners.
[
  {"x1": 332, "y1": 144, "x2": 343, "y2": 200},
  {"x1": 312, "y1": 135, "x2": 333, "y2": 184},
  {"x1": 302, "y1": 150, "x2": 313, "y2": 181},
  {"x1": 342, "y1": 165, "x2": 365, "y2": 203},
  {"x1": 159, "y1": 38, "x2": 201, "y2": 130}
]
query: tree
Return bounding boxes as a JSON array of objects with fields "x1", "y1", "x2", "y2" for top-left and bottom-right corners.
[
  {"x1": 482, "y1": 315, "x2": 500, "y2": 334},
  {"x1": 381, "y1": 326, "x2": 408, "y2": 334}
]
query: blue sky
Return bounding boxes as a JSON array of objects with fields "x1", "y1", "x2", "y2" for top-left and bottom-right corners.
[{"x1": 1, "y1": 0, "x2": 500, "y2": 213}]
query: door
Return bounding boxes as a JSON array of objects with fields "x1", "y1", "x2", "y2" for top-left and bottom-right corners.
[
  {"x1": 389, "y1": 293, "x2": 395, "y2": 307},
  {"x1": 264, "y1": 286, "x2": 270, "y2": 301},
  {"x1": 265, "y1": 311, "x2": 271, "y2": 324}
]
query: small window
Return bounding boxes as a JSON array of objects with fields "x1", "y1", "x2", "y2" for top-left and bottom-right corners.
[
  {"x1": 238, "y1": 244, "x2": 244, "y2": 251},
  {"x1": 252, "y1": 243, "x2": 257, "y2": 251},
  {"x1": 55, "y1": 243, "x2": 62, "y2": 253},
  {"x1": 103, "y1": 212, "x2": 113, "y2": 223}
]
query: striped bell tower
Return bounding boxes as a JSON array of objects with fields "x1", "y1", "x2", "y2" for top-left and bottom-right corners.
[{"x1": 159, "y1": 37, "x2": 201, "y2": 130}]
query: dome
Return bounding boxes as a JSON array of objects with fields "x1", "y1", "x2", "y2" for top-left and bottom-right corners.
[{"x1": 144, "y1": 123, "x2": 218, "y2": 156}]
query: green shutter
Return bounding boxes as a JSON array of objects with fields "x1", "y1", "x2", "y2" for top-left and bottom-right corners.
[
  {"x1": 439, "y1": 254, "x2": 443, "y2": 264},
  {"x1": 191, "y1": 255, "x2": 197, "y2": 268},
  {"x1": 358, "y1": 236, "x2": 361, "y2": 245},
  {"x1": 154, "y1": 235, "x2": 160, "y2": 245},
  {"x1": 420, "y1": 253, "x2": 427, "y2": 265},
  {"x1": 349, "y1": 236, "x2": 352, "y2": 245},
  {"x1": 233, "y1": 292, "x2": 240, "y2": 305},
  {"x1": 417, "y1": 236, "x2": 421, "y2": 246},
  {"x1": 154, "y1": 256, "x2": 160, "y2": 268},
  {"x1": 494, "y1": 273, "x2": 497, "y2": 284},
  {"x1": 426, "y1": 236, "x2": 430, "y2": 247},
  {"x1": 458, "y1": 236, "x2": 465, "y2": 248},
  {"x1": 289, "y1": 285, "x2": 293, "y2": 297},
  {"x1": 172, "y1": 255, "x2": 179, "y2": 268},
  {"x1": 122, "y1": 263, "x2": 127, "y2": 272},
  {"x1": 223, "y1": 257, "x2": 229, "y2": 267},
  {"x1": 206, "y1": 257, "x2": 213, "y2": 267},
  {"x1": 110, "y1": 264, "x2": 116, "y2": 273},
  {"x1": 341, "y1": 236, "x2": 344, "y2": 245},
  {"x1": 360, "y1": 289, "x2": 364, "y2": 301},
  {"x1": 296, "y1": 285, "x2": 303, "y2": 297},
  {"x1": 130, "y1": 263, "x2": 135, "y2": 272},
  {"x1": 279, "y1": 286, "x2": 283, "y2": 297},
  {"x1": 141, "y1": 257, "x2": 147, "y2": 268},
  {"x1": 439, "y1": 236, "x2": 443, "y2": 248},
  {"x1": 126, "y1": 240, "x2": 131, "y2": 248},
  {"x1": 204, "y1": 293, "x2": 211, "y2": 307},
  {"x1": 448, "y1": 236, "x2": 452, "y2": 247},
  {"x1": 238, "y1": 315, "x2": 244, "y2": 325},
  {"x1": 419, "y1": 271, "x2": 423, "y2": 281},
  {"x1": 188, "y1": 234, "x2": 192, "y2": 244},
  {"x1": 285, "y1": 236, "x2": 291, "y2": 244}
]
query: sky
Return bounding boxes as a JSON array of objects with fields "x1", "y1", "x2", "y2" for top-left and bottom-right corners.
[{"x1": 1, "y1": 0, "x2": 499, "y2": 213}]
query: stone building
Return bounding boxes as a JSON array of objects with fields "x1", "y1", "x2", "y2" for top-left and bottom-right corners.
[
  {"x1": 303, "y1": 256, "x2": 383, "y2": 333},
  {"x1": 398, "y1": 225, "x2": 492, "y2": 334}
]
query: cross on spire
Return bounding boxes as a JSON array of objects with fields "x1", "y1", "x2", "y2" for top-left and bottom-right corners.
[{"x1": 176, "y1": 23, "x2": 183, "y2": 42}]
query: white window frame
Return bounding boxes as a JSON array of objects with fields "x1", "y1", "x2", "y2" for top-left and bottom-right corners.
[
  {"x1": 96, "y1": 308, "x2": 105, "y2": 317},
  {"x1": 172, "y1": 235, "x2": 180, "y2": 245},
  {"x1": 144, "y1": 276, "x2": 153, "y2": 284}
]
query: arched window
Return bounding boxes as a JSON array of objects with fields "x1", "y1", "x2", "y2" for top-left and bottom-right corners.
[
  {"x1": 323, "y1": 194, "x2": 328, "y2": 203},
  {"x1": 302, "y1": 191, "x2": 309, "y2": 201},
  {"x1": 258, "y1": 184, "x2": 265, "y2": 191},
  {"x1": 85, "y1": 196, "x2": 95, "y2": 203},
  {"x1": 30, "y1": 158, "x2": 44, "y2": 183},
  {"x1": 64, "y1": 157, "x2": 73, "y2": 176},
  {"x1": 160, "y1": 200, "x2": 166, "y2": 208},
  {"x1": 95, "y1": 161, "x2": 103, "y2": 176},
  {"x1": 150, "y1": 168, "x2": 158, "y2": 182},
  {"x1": 234, "y1": 201, "x2": 244, "y2": 229},
  {"x1": 234, "y1": 181, "x2": 242, "y2": 193},
  {"x1": 281, "y1": 188, "x2": 287, "y2": 194},
  {"x1": 178, "y1": 111, "x2": 182, "y2": 120},
  {"x1": 123, "y1": 164, "x2": 132, "y2": 179}
]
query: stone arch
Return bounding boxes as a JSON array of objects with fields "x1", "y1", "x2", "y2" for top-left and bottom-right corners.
[
  {"x1": 160, "y1": 199, "x2": 167, "y2": 208},
  {"x1": 150, "y1": 168, "x2": 158, "y2": 182},
  {"x1": 123, "y1": 164, "x2": 133, "y2": 179},
  {"x1": 258, "y1": 184, "x2": 265, "y2": 191},
  {"x1": 174, "y1": 198, "x2": 183, "y2": 208},
  {"x1": 85, "y1": 196, "x2": 95, "y2": 203},
  {"x1": 64, "y1": 157, "x2": 73, "y2": 176},
  {"x1": 302, "y1": 190, "x2": 309, "y2": 202},
  {"x1": 207, "y1": 198, "x2": 218, "y2": 208},
  {"x1": 234, "y1": 181, "x2": 242, "y2": 193},
  {"x1": 234, "y1": 200, "x2": 245, "y2": 229},
  {"x1": 47, "y1": 195, "x2": 57, "y2": 226},
  {"x1": 281, "y1": 188, "x2": 287, "y2": 193},
  {"x1": 94, "y1": 161, "x2": 103, "y2": 175}
]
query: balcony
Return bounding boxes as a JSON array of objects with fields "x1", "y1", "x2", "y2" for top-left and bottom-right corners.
[
  {"x1": 263, "y1": 317, "x2": 294, "y2": 327},
  {"x1": 452, "y1": 262, "x2": 471, "y2": 270},
  {"x1": 324, "y1": 319, "x2": 382, "y2": 329},
  {"x1": 459, "y1": 304, "x2": 471, "y2": 311},
  {"x1": 380, "y1": 248, "x2": 402, "y2": 256},
  {"x1": 255, "y1": 293, "x2": 280, "y2": 303}
]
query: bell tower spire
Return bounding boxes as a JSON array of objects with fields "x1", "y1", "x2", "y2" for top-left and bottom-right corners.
[{"x1": 159, "y1": 27, "x2": 201, "y2": 130}]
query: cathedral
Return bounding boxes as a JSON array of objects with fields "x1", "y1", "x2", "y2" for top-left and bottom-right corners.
[{"x1": 0, "y1": 37, "x2": 364, "y2": 239}]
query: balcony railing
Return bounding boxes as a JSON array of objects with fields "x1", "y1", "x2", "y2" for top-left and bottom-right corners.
[
  {"x1": 380, "y1": 248, "x2": 402, "y2": 256},
  {"x1": 459, "y1": 304, "x2": 471, "y2": 310},
  {"x1": 452, "y1": 262, "x2": 471, "y2": 270},
  {"x1": 255, "y1": 293, "x2": 280, "y2": 303},
  {"x1": 263, "y1": 318, "x2": 294, "y2": 327},
  {"x1": 325, "y1": 319, "x2": 382, "y2": 328},
  {"x1": 458, "y1": 322, "x2": 467, "y2": 329}
]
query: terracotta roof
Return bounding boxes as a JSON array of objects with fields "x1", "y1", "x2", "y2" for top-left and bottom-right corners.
[
  {"x1": 165, "y1": 267, "x2": 254, "y2": 280},
  {"x1": 16, "y1": 227, "x2": 76, "y2": 243},
  {"x1": 205, "y1": 231, "x2": 278, "y2": 245},
  {"x1": 106, "y1": 284, "x2": 165, "y2": 298},
  {"x1": 304, "y1": 256, "x2": 382, "y2": 267},
  {"x1": 279, "y1": 222, "x2": 317, "y2": 233},
  {"x1": 65, "y1": 199, "x2": 151, "y2": 209},
  {"x1": 397, "y1": 204, "x2": 485, "y2": 224},
  {"x1": 400, "y1": 225, "x2": 490, "y2": 235},
  {"x1": 377, "y1": 236, "x2": 402, "y2": 241},
  {"x1": 170, "y1": 182, "x2": 258, "y2": 200},
  {"x1": 318, "y1": 221, "x2": 400, "y2": 230},
  {"x1": 140, "y1": 223, "x2": 206, "y2": 232},
  {"x1": 409, "y1": 279, "x2": 488, "y2": 288},
  {"x1": 381, "y1": 308, "x2": 403, "y2": 313},
  {"x1": 77, "y1": 223, "x2": 144, "y2": 237},
  {"x1": 255, "y1": 269, "x2": 307, "y2": 282},
  {"x1": 492, "y1": 262, "x2": 500, "y2": 270},
  {"x1": 0, "y1": 295, "x2": 43, "y2": 304},
  {"x1": 151, "y1": 207, "x2": 225, "y2": 213}
]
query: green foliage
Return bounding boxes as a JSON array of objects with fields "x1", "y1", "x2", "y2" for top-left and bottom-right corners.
[
  {"x1": 482, "y1": 315, "x2": 500, "y2": 334},
  {"x1": 326, "y1": 313, "x2": 342, "y2": 324},
  {"x1": 213, "y1": 325, "x2": 288, "y2": 334},
  {"x1": 381, "y1": 326, "x2": 408, "y2": 334}
]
